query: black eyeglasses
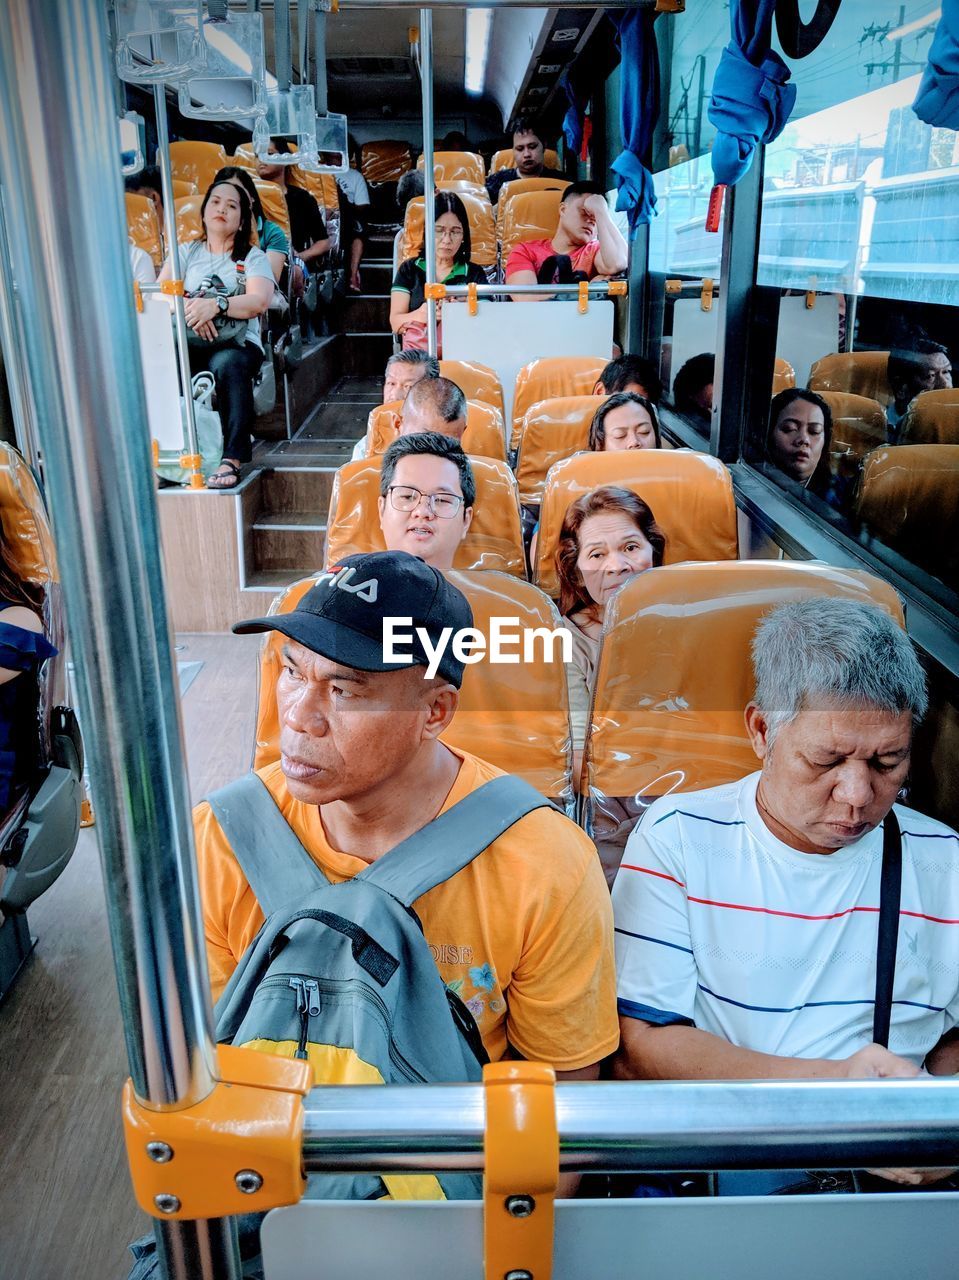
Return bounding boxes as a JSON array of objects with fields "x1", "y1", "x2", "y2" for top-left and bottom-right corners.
[{"x1": 387, "y1": 485, "x2": 465, "y2": 518}]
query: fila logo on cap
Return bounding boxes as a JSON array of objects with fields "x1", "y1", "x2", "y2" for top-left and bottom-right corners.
[{"x1": 316, "y1": 565, "x2": 378, "y2": 603}]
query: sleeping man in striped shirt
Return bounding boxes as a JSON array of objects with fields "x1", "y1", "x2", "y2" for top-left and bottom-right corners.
[{"x1": 612, "y1": 597, "x2": 959, "y2": 1192}]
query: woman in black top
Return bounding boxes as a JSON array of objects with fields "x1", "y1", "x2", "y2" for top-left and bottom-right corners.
[{"x1": 389, "y1": 191, "x2": 486, "y2": 354}]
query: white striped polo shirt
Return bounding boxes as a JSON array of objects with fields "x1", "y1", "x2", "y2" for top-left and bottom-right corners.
[{"x1": 613, "y1": 772, "x2": 959, "y2": 1065}]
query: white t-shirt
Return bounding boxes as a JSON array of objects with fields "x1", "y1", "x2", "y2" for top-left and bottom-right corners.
[
  {"x1": 129, "y1": 243, "x2": 156, "y2": 287},
  {"x1": 337, "y1": 168, "x2": 370, "y2": 208},
  {"x1": 179, "y1": 240, "x2": 274, "y2": 351},
  {"x1": 613, "y1": 771, "x2": 959, "y2": 1066}
]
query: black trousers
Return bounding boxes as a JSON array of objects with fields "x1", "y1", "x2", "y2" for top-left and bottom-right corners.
[{"x1": 188, "y1": 341, "x2": 263, "y2": 464}]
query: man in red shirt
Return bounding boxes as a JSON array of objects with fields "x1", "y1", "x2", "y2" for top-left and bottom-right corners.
[{"x1": 505, "y1": 181, "x2": 628, "y2": 302}]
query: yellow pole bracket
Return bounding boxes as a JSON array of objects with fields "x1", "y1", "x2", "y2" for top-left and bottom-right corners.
[
  {"x1": 577, "y1": 280, "x2": 589, "y2": 314},
  {"x1": 133, "y1": 280, "x2": 144, "y2": 313},
  {"x1": 122, "y1": 1044, "x2": 312, "y2": 1221},
  {"x1": 484, "y1": 1061, "x2": 558, "y2": 1280},
  {"x1": 700, "y1": 277, "x2": 714, "y2": 311},
  {"x1": 665, "y1": 278, "x2": 683, "y2": 296},
  {"x1": 607, "y1": 281, "x2": 628, "y2": 297},
  {"x1": 468, "y1": 281, "x2": 479, "y2": 315},
  {"x1": 656, "y1": 0, "x2": 685, "y2": 11},
  {"x1": 424, "y1": 282, "x2": 447, "y2": 301},
  {"x1": 151, "y1": 439, "x2": 160, "y2": 468},
  {"x1": 179, "y1": 452, "x2": 204, "y2": 489},
  {"x1": 805, "y1": 276, "x2": 818, "y2": 309},
  {"x1": 160, "y1": 279, "x2": 185, "y2": 297}
]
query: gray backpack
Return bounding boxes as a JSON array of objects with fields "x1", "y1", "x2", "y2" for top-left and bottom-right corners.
[{"x1": 209, "y1": 770, "x2": 550, "y2": 1202}]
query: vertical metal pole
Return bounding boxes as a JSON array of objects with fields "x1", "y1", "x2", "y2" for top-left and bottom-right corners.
[
  {"x1": 711, "y1": 149, "x2": 765, "y2": 462},
  {"x1": 275, "y1": 0, "x2": 293, "y2": 93},
  {"x1": 0, "y1": 2, "x2": 239, "y2": 1276},
  {"x1": 0, "y1": 193, "x2": 39, "y2": 469},
  {"x1": 420, "y1": 8, "x2": 438, "y2": 358},
  {"x1": 153, "y1": 83, "x2": 202, "y2": 483},
  {"x1": 312, "y1": 6, "x2": 329, "y2": 116}
]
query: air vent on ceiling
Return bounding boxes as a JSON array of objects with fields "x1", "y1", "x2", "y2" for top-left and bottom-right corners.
[{"x1": 328, "y1": 57, "x2": 410, "y2": 77}]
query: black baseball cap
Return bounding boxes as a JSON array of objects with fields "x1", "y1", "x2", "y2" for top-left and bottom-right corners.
[{"x1": 233, "y1": 551, "x2": 474, "y2": 687}]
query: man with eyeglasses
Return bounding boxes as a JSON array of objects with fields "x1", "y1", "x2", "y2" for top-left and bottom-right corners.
[
  {"x1": 378, "y1": 433, "x2": 474, "y2": 570},
  {"x1": 399, "y1": 375, "x2": 468, "y2": 442}
]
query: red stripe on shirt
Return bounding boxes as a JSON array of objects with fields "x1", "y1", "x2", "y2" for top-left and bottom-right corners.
[{"x1": 620, "y1": 866, "x2": 959, "y2": 925}]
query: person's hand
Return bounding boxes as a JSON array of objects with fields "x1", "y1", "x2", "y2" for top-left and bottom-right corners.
[
  {"x1": 835, "y1": 1043, "x2": 921, "y2": 1079},
  {"x1": 184, "y1": 294, "x2": 219, "y2": 341},
  {"x1": 583, "y1": 193, "x2": 607, "y2": 221},
  {"x1": 865, "y1": 1166, "x2": 958, "y2": 1186}
]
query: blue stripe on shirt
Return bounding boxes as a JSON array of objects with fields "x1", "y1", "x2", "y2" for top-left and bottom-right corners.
[
  {"x1": 651, "y1": 810, "x2": 746, "y2": 830},
  {"x1": 618, "y1": 998, "x2": 695, "y2": 1027},
  {"x1": 698, "y1": 985, "x2": 946, "y2": 1016},
  {"x1": 615, "y1": 926, "x2": 694, "y2": 957}
]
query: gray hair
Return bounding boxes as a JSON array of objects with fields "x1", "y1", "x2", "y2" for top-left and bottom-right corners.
[
  {"x1": 402, "y1": 375, "x2": 467, "y2": 425},
  {"x1": 751, "y1": 597, "x2": 928, "y2": 743},
  {"x1": 385, "y1": 350, "x2": 440, "y2": 379}
]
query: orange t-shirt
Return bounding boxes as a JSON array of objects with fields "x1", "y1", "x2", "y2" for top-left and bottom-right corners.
[{"x1": 195, "y1": 748, "x2": 618, "y2": 1071}]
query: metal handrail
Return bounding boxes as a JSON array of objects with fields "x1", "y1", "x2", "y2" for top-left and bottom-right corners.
[
  {"x1": 301, "y1": 1079, "x2": 959, "y2": 1173},
  {"x1": 437, "y1": 282, "x2": 628, "y2": 296}
]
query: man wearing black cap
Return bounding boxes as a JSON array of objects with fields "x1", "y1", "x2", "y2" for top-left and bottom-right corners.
[{"x1": 195, "y1": 551, "x2": 618, "y2": 1086}]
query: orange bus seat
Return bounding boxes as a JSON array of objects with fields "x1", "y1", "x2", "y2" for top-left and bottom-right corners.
[
  {"x1": 771, "y1": 357, "x2": 795, "y2": 395},
  {"x1": 174, "y1": 195, "x2": 204, "y2": 244},
  {"x1": 436, "y1": 179, "x2": 490, "y2": 201},
  {"x1": 495, "y1": 177, "x2": 568, "y2": 233},
  {"x1": 416, "y1": 151, "x2": 486, "y2": 184},
  {"x1": 125, "y1": 192, "x2": 163, "y2": 269},
  {"x1": 365, "y1": 402, "x2": 402, "y2": 456},
  {"x1": 169, "y1": 140, "x2": 229, "y2": 194},
  {"x1": 898, "y1": 389, "x2": 959, "y2": 445},
  {"x1": 500, "y1": 190, "x2": 563, "y2": 264},
  {"x1": 857, "y1": 444, "x2": 959, "y2": 585},
  {"x1": 809, "y1": 351, "x2": 892, "y2": 408},
  {"x1": 515, "y1": 396, "x2": 607, "y2": 506},
  {"x1": 326, "y1": 456, "x2": 526, "y2": 577},
  {"x1": 399, "y1": 192, "x2": 497, "y2": 269},
  {"x1": 816, "y1": 391, "x2": 887, "y2": 460},
  {"x1": 253, "y1": 178, "x2": 291, "y2": 240},
  {"x1": 361, "y1": 141, "x2": 412, "y2": 185},
  {"x1": 251, "y1": 569, "x2": 572, "y2": 802},
  {"x1": 232, "y1": 143, "x2": 259, "y2": 171},
  {"x1": 171, "y1": 178, "x2": 198, "y2": 198},
  {"x1": 585, "y1": 561, "x2": 904, "y2": 881},
  {"x1": 512, "y1": 356, "x2": 608, "y2": 451},
  {"x1": 535, "y1": 449, "x2": 738, "y2": 597},
  {"x1": 491, "y1": 148, "x2": 561, "y2": 173},
  {"x1": 365, "y1": 401, "x2": 506, "y2": 462},
  {"x1": 0, "y1": 444, "x2": 58, "y2": 587},
  {"x1": 440, "y1": 360, "x2": 504, "y2": 416}
]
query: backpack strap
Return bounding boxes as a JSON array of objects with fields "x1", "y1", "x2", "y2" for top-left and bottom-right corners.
[
  {"x1": 872, "y1": 808, "x2": 903, "y2": 1049},
  {"x1": 206, "y1": 773, "x2": 329, "y2": 917},
  {"x1": 357, "y1": 775, "x2": 551, "y2": 907}
]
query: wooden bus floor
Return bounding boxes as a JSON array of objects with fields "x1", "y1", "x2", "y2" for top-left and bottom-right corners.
[{"x1": 0, "y1": 631, "x2": 259, "y2": 1279}]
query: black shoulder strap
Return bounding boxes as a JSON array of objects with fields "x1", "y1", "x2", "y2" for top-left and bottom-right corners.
[{"x1": 873, "y1": 809, "x2": 903, "y2": 1048}]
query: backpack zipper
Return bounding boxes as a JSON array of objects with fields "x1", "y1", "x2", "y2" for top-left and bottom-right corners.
[
  {"x1": 288, "y1": 976, "x2": 321, "y2": 1060},
  {"x1": 256, "y1": 974, "x2": 428, "y2": 1083}
]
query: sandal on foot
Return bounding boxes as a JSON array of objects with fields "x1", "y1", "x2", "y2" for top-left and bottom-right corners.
[{"x1": 206, "y1": 461, "x2": 243, "y2": 490}]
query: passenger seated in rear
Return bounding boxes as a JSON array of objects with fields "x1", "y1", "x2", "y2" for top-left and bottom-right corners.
[
  {"x1": 589, "y1": 392, "x2": 661, "y2": 453},
  {"x1": 613, "y1": 598, "x2": 959, "y2": 1194},
  {"x1": 505, "y1": 181, "x2": 628, "y2": 301},
  {"x1": 390, "y1": 191, "x2": 487, "y2": 354},
  {"x1": 0, "y1": 531, "x2": 57, "y2": 813},
  {"x1": 765, "y1": 388, "x2": 840, "y2": 496},
  {"x1": 887, "y1": 339, "x2": 952, "y2": 441},
  {"x1": 378, "y1": 434, "x2": 473, "y2": 570},
  {"x1": 195, "y1": 550, "x2": 617, "y2": 1078},
  {"x1": 399, "y1": 375, "x2": 467, "y2": 442},
  {"x1": 351, "y1": 351, "x2": 440, "y2": 461},
  {"x1": 671, "y1": 352, "x2": 714, "y2": 427},
  {"x1": 555, "y1": 486, "x2": 665, "y2": 768},
  {"x1": 594, "y1": 354, "x2": 663, "y2": 403}
]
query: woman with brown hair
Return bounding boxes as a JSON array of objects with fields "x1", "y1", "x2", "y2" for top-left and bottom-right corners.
[
  {"x1": 0, "y1": 531, "x2": 56, "y2": 813},
  {"x1": 555, "y1": 486, "x2": 666, "y2": 766}
]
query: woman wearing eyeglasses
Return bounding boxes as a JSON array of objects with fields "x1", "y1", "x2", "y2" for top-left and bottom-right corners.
[{"x1": 389, "y1": 191, "x2": 487, "y2": 355}]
